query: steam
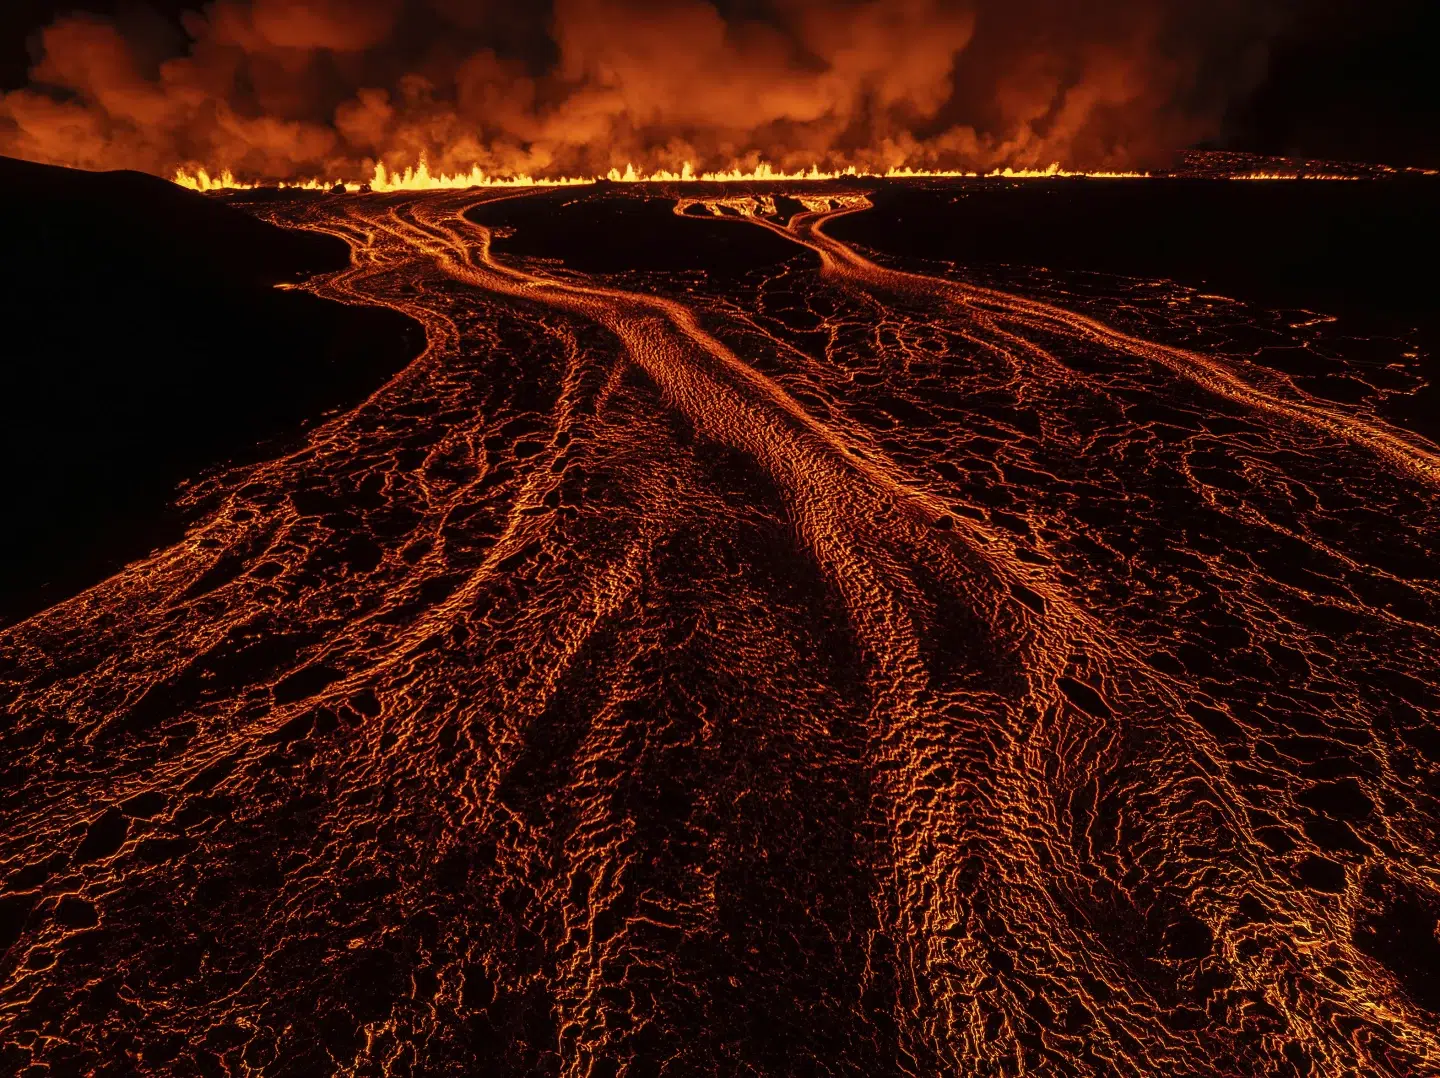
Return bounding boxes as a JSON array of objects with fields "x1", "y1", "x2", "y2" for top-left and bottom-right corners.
[{"x1": 0, "y1": 0, "x2": 1283, "y2": 179}]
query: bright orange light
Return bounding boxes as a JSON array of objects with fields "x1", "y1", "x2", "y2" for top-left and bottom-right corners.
[
  {"x1": 172, "y1": 156, "x2": 1163, "y2": 193},
  {"x1": 1228, "y1": 172, "x2": 1362, "y2": 181},
  {"x1": 371, "y1": 158, "x2": 590, "y2": 191},
  {"x1": 173, "y1": 167, "x2": 254, "y2": 191},
  {"x1": 172, "y1": 156, "x2": 1405, "y2": 193},
  {"x1": 174, "y1": 167, "x2": 351, "y2": 192},
  {"x1": 982, "y1": 164, "x2": 1149, "y2": 179}
]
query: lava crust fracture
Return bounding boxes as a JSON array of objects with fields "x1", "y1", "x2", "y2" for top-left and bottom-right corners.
[{"x1": 2, "y1": 186, "x2": 1439, "y2": 1076}]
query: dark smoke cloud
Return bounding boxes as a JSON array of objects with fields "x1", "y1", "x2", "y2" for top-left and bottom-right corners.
[{"x1": 0, "y1": 0, "x2": 1286, "y2": 179}]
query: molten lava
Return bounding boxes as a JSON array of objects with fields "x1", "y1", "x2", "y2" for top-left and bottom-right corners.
[{"x1": 2, "y1": 180, "x2": 1438, "y2": 1075}]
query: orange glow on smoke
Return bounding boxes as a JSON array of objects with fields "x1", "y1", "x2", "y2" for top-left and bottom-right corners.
[{"x1": 13, "y1": 0, "x2": 1422, "y2": 202}]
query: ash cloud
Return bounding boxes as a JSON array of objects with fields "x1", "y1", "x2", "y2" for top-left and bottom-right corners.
[{"x1": 0, "y1": 0, "x2": 1284, "y2": 179}]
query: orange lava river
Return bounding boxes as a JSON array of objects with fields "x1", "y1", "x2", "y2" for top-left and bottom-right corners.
[{"x1": 2, "y1": 186, "x2": 1439, "y2": 1075}]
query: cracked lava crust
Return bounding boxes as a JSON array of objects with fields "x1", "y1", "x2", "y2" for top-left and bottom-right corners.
[{"x1": 2, "y1": 183, "x2": 1439, "y2": 1076}]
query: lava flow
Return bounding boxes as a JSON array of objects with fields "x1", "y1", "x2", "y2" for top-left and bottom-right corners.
[{"x1": 2, "y1": 184, "x2": 1438, "y2": 1076}]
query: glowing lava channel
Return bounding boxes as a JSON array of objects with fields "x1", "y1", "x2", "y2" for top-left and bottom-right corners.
[{"x1": 3, "y1": 182, "x2": 1437, "y2": 1078}]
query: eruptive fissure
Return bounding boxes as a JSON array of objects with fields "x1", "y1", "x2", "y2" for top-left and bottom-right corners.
[
  {"x1": 2, "y1": 179, "x2": 1437, "y2": 1074},
  {"x1": 172, "y1": 159, "x2": 1157, "y2": 192}
]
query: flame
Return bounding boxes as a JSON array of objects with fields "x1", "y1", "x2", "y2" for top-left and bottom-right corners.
[
  {"x1": 172, "y1": 157, "x2": 1164, "y2": 193},
  {"x1": 173, "y1": 167, "x2": 254, "y2": 192},
  {"x1": 1228, "y1": 172, "x2": 1362, "y2": 181},
  {"x1": 173, "y1": 154, "x2": 1423, "y2": 193},
  {"x1": 171, "y1": 150, "x2": 1421, "y2": 194},
  {"x1": 371, "y1": 159, "x2": 590, "y2": 191},
  {"x1": 174, "y1": 167, "x2": 354, "y2": 192},
  {"x1": 982, "y1": 164, "x2": 1149, "y2": 179}
]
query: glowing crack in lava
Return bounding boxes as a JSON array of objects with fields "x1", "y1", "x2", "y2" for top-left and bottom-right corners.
[{"x1": 2, "y1": 183, "x2": 1439, "y2": 1076}]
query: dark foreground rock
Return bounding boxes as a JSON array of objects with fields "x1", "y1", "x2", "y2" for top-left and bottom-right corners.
[{"x1": 0, "y1": 156, "x2": 422, "y2": 623}]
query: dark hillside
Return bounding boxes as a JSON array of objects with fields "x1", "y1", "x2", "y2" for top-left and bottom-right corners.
[{"x1": 0, "y1": 157, "x2": 422, "y2": 623}]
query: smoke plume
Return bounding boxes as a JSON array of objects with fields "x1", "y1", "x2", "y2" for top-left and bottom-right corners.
[{"x1": 0, "y1": 0, "x2": 1284, "y2": 179}]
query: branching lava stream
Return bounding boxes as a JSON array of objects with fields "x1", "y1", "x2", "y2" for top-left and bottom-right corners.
[{"x1": 2, "y1": 186, "x2": 1438, "y2": 1076}]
